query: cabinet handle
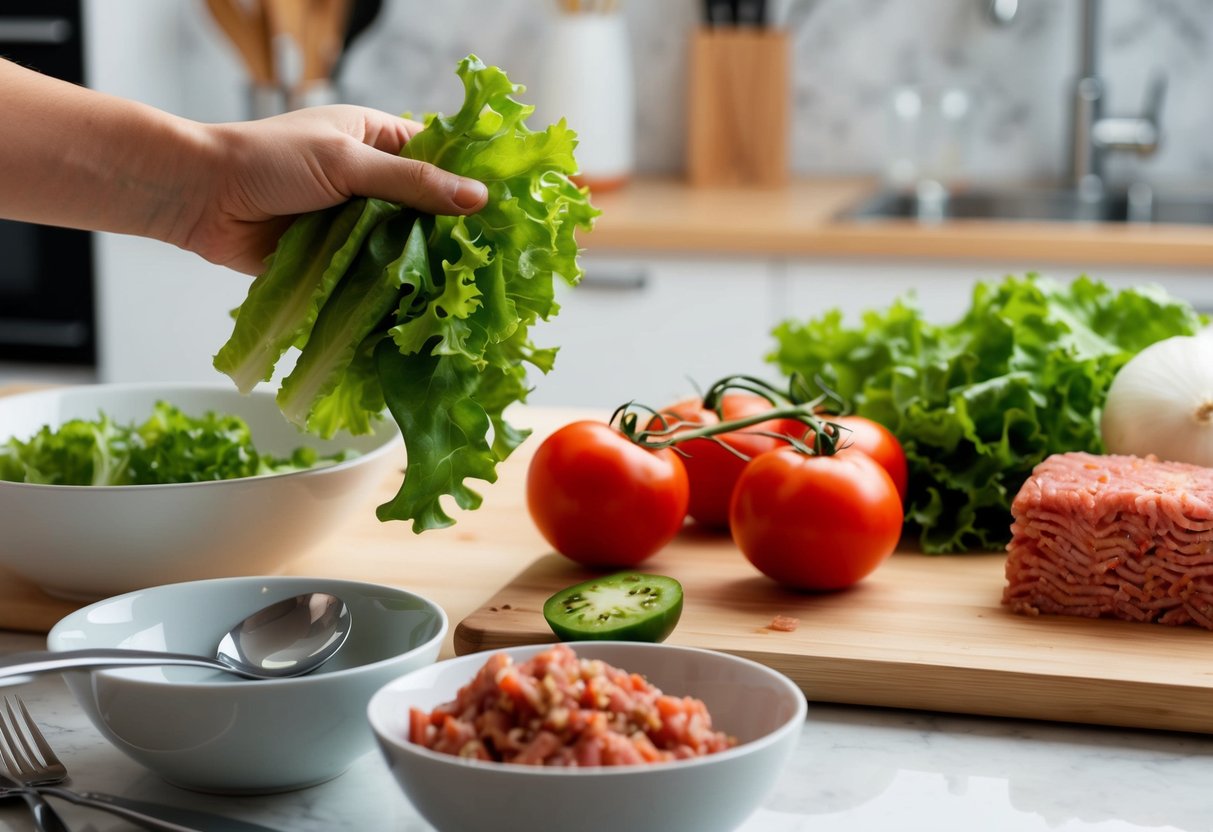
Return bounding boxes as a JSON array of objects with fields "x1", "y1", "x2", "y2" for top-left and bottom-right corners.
[
  {"x1": 578, "y1": 271, "x2": 649, "y2": 292},
  {"x1": 0, "y1": 18, "x2": 73, "y2": 44}
]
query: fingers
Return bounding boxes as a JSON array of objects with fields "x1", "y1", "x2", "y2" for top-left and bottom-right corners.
[
  {"x1": 359, "y1": 111, "x2": 427, "y2": 155},
  {"x1": 351, "y1": 110, "x2": 485, "y2": 214},
  {"x1": 344, "y1": 143, "x2": 488, "y2": 215}
]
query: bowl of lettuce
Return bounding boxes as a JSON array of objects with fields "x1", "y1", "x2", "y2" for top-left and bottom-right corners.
[{"x1": 0, "y1": 383, "x2": 401, "y2": 600}]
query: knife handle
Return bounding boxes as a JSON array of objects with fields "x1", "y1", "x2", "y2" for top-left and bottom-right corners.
[
  {"x1": 22, "y1": 790, "x2": 71, "y2": 832},
  {"x1": 41, "y1": 786, "x2": 285, "y2": 832}
]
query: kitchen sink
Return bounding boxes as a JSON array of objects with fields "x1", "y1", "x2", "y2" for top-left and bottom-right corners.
[{"x1": 842, "y1": 184, "x2": 1213, "y2": 226}]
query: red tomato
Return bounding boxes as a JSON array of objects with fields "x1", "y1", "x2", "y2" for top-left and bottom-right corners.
[
  {"x1": 780, "y1": 415, "x2": 908, "y2": 504},
  {"x1": 652, "y1": 393, "x2": 785, "y2": 529},
  {"x1": 729, "y1": 447, "x2": 903, "y2": 591},
  {"x1": 527, "y1": 420, "x2": 689, "y2": 567}
]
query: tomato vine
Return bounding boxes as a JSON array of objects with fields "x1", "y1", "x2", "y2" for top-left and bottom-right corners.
[{"x1": 610, "y1": 374, "x2": 849, "y2": 459}]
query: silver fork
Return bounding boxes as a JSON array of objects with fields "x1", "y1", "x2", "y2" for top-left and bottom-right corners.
[
  {"x1": 0, "y1": 696, "x2": 223, "y2": 832},
  {"x1": 0, "y1": 696, "x2": 70, "y2": 832}
]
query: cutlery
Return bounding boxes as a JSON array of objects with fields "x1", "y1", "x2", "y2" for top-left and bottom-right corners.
[
  {"x1": 0, "y1": 592, "x2": 351, "y2": 683},
  {"x1": 203, "y1": 0, "x2": 275, "y2": 85},
  {"x1": 0, "y1": 701, "x2": 69, "y2": 832},
  {"x1": 0, "y1": 773, "x2": 68, "y2": 832},
  {"x1": 321, "y1": 0, "x2": 382, "y2": 87},
  {"x1": 0, "y1": 697, "x2": 285, "y2": 832},
  {"x1": 702, "y1": 0, "x2": 767, "y2": 28},
  {"x1": 301, "y1": 0, "x2": 353, "y2": 87}
]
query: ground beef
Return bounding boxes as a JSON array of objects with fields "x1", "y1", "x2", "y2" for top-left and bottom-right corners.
[
  {"x1": 408, "y1": 644, "x2": 736, "y2": 766},
  {"x1": 1003, "y1": 451, "x2": 1213, "y2": 629},
  {"x1": 767, "y1": 615, "x2": 800, "y2": 632}
]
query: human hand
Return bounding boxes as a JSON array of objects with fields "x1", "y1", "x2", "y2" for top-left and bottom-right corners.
[{"x1": 179, "y1": 105, "x2": 488, "y2": 275}]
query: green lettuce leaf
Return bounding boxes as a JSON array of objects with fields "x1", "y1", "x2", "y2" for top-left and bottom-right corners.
[
  {"x1": 768, "y1": 274, "x2": 1208, "y2": 553},
  {"x1": 213, "y1": 55, "x2": 598, "y2": 531},
  {"x1": 213, "y1": 198, "x2": 399, "y2": 392},
  {"x1": 0, "y1": 402, "x2": 347, "y2": 486}
]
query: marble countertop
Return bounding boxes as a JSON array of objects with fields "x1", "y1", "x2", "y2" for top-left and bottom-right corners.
[{"x1": 1, "y1": 629, "x2": 1209, "y2": 832}]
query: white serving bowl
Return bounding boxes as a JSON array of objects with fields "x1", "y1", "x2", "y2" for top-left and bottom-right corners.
[
  {"x1": 367, "y1": 642, "x2": 806, "y2": 832},
  {"x1": 47, "y1": 575, "x2": 447, "y2": 794},
  {"x1": 0, "y1": 382, "x2": 401, "y2": 599}
]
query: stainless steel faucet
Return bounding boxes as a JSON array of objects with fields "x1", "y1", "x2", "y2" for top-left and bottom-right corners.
[{"x1": 1068, "y1": 0, "x2": 1166, "y2": 193}]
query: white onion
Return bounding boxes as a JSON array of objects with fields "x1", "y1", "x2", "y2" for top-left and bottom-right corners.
[{"x1": 1101, "y1": 331, "x2": 1213, "y2": 467}]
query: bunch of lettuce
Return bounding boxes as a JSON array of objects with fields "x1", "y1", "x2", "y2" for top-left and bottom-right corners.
[
  {"x1": 0, "y1": 402, "x2": 344, "y2": 486},
  {"x1": 769, "y1": 274, "x2": 1208, "y2": 553},
  {"x1": 213, "y1": 56, "x2": 598, "y2": 532}
]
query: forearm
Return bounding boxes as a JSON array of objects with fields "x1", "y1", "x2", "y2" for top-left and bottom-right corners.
[{"x1": 0, "y1": 58, "x2": 213, "y2": 244}]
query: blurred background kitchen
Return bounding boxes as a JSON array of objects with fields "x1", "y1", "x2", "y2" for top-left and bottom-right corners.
[{"x1": 2, "y1": 0, "x2": 1211, "y2": 408}]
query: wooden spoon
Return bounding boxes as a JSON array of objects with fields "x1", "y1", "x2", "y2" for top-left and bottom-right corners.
[{"x1": 204, "y1": 0, "x2": 274, "y2": 85}]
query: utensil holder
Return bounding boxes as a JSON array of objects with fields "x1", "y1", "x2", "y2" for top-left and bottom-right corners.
[
  {"x1": 686, "y1": 27, "x2": 790, "y2": 188},
  {"x1": 248, "y1": 83, "x2": 288, "y2": 120},
  {"x1": 537, "y1": 10, "x2": 635, "y2": 192}
]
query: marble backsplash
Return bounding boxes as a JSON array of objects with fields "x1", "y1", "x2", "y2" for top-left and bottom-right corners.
[{"x1": 174, "y1": 0, "x2": 1213, "y2": 189}]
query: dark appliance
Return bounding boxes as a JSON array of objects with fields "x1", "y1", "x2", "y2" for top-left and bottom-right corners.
[{"x1": 0, "y1": 0, "x2": 95, "y2": 366}]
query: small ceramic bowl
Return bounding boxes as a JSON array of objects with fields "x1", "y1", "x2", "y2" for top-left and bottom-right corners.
[
  {"x1": 47, "y1": 576, "x2": 447, "y2": 794},
  {"x1": 367, "y1": 642, "x2": 806, "y2": 832},
  {"x1": 0, "y1": 382, "x2": 401, "y2": 599}
]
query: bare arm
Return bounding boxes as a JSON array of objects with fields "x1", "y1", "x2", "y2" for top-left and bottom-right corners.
[{"x1": 0, "y1": 58, "x2": 487, "y2": 274}]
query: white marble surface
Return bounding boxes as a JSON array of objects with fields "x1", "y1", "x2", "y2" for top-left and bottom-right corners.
[
  {"x1": 93, "y1": 0, "x2": 1213, "y2": 188},
  {"x1": 1, "y1": 630, "x2": 1211, "y2": 832},
  {"x1": 157, "y1": 0, "x2": 1213, "y2": 187}
]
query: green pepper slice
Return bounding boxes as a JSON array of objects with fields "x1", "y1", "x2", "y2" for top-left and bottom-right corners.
[{"x1": 542, "y1": 572, "x2": 684, "y2": 643}]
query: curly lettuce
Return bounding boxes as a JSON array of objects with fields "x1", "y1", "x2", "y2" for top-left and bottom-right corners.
[
  {"x1": 769, "y1": 274, "x2": 1208, "y2": 553},
  {"x1": 0, "y1": 402, "x2": 343, "y2": 486},
  {"x1": 213, "y1": 55, "x2": 598, "y2": 531}
]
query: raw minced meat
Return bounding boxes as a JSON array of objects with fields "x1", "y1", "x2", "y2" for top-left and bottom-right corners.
[
  {"x1": 766, "y1": 615, "x2": 800, "y2": 633},
  {"x1": 408, "y1": 644, "x2": 736, "y2": 766},
  {"x1": 1004, "y1": 451, "x2": 1213, "y2": 629}
]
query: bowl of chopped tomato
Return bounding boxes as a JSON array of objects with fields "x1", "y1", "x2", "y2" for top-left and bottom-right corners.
[{"x1": 367, "y1": 642, "x2": 806, "y2": 832}]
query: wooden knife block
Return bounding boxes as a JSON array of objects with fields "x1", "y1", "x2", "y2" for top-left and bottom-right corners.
[{"x1": 686, "y1": 27, "x2": 791, "y2": 188}]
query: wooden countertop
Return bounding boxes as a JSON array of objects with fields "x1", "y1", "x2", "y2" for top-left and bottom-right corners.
[{"x1": 584, "y1": 177, "x2": 1213, "y2": 267}]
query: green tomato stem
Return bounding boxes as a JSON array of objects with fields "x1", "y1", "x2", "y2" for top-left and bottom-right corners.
[{"x1": 617, "y1": 402, "x2": 846, "y2": 458}]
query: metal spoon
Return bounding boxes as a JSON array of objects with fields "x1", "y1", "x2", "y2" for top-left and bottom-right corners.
[{"x1": 0, "y1": 593, "x2": 351, "y2": 683}]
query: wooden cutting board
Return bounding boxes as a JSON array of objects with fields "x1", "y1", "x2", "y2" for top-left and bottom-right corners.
[
  {"x1": 0, "y1": 569, "x2": 82, "y2": 634},
  {"x1": 456, "y1": 536, "x2": 1213, "y2": 735}
]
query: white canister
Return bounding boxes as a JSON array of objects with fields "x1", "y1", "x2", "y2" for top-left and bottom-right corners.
[{"x1": 537, "y1": 9, "x2": 636, "y2": 191}]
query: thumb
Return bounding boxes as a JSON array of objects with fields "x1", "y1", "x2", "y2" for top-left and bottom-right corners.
[{"x1": 343, "y1": 145, "x2": 487, "y2": 215}]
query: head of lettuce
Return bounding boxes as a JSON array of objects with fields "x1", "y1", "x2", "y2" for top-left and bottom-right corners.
[{"x1": 213, "y1": 55, "x2": 599, "y2": 532}]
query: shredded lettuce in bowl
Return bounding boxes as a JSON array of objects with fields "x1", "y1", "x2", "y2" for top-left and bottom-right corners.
[
  {"x1": 213, "y1": 55, "x2": 598, "y2": 532},
  {"x1": 0, "y1": 401, "x2": 352, "y2": 486},
  {"x1": 769, "y1": 274, "x2": 1209, "y2": 553}
]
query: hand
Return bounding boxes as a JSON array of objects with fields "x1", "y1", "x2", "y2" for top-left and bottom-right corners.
[
  {"x1": 181, "y1": 106, "x2": 489, "y2": 274},
  {"x1": 0, "y1": 58, "x2": 486, "y2": 275}
]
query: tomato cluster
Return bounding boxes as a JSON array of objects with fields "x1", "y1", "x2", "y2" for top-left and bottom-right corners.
[{"x1": 525, "y1": 390, "x2": 908, "y2": 591}]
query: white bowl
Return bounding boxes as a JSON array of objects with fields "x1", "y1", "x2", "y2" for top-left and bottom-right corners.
[
  {"x1": 0, "y1": 382, "x2": 401, "y2": 599},
  {"x1": 47, "y1": 575, "x2": 447, "y2": 794},
  {"x1": 367, "y1": 642, "x2": 806, "y2": 832}
]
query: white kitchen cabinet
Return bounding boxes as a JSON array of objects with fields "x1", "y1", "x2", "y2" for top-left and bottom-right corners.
[
  {"x1": 779, "y1": 259, "x2": 1213, "y2": 327},
  {"x1": 506, "y1": 258, "x2": 1213, "y2": 410},
  {"x1": 777, "y1": 259, "x2": 998, "y2": 326},
  {"x1": 97, "y1": 248, "x2": 777, "y2": 408},
  {"x1": 94, "y1": 235, "x2": 267, "y2": 385},
  {"x1": 525, "y1": 255, "x2": 779, "y2": 408},
  {"x1": 95, "y1": 237, "x2": 1210, "y2": 404},
  {"x1": 1094, "y1": 269, "x2": 1213, "y2": 316}
]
